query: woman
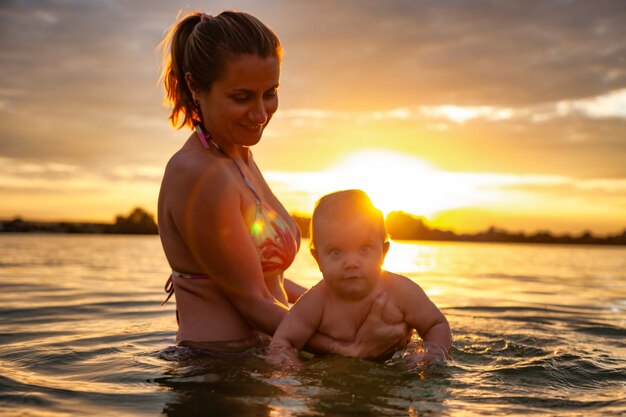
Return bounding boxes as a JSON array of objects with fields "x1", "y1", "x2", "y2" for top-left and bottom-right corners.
[{"x1": 158, "y1": 10, "x2": 407, "y2": 356}]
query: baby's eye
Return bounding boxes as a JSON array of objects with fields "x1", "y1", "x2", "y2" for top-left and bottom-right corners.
[
  {"x1": 330, "y1": 249, "x2": 341, "y2": 256},
  {"x1": 360, "y1": 244, "x2": 372, "y2": 253}
]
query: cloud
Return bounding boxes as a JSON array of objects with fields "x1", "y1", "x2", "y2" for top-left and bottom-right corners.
[
  {"x1": 417, "y1": 106, "x2": 514, "y2": 123},
  {"x1": 3, "y1": 0, "x2": 625, "y2": 112},
  {"x1": 278, "y1": 0, "x2": 626, "y2": 109},
  {"x1": 484, "y1": 173, "x2": 626, "y2": 199},
  {"x1": 557, "y1": 89, "x2": 626, "y2": 119},
  {"x1": 264, "y1": 169, "x2": 626, "y2": 224},
  {"x1": 0, "y1": 0, "x2": 624, "y2": 226},
  {"x1": 0, "y1": 157, "x2": 161, "y2": 189},
  {"x1": 280, "y1": 86, "x2": 626, "y2": 125}
]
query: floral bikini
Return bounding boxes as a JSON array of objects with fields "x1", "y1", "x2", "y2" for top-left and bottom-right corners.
[{"x1": 162, "y1": 125, "x2": 300, "y2": 304}]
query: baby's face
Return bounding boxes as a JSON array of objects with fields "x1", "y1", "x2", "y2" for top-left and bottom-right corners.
[{"x1": 312, "y1": 215, "x2": 388, "y2": 300}]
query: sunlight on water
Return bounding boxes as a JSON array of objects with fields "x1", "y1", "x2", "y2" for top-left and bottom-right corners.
[
  {"x1": 384, "y1": 241, "x2": 438, "y2": 275},
  {"x1": 0, "y1": 235, "x2": 625, "y2": 416}
]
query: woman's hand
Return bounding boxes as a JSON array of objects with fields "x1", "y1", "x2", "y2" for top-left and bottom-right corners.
[
  {"x1": 283, "y1": 278, "x2": 308, "y2": 303},
  {"x1": 334, "y1": 293, "x2": 410, "y2": 359}
]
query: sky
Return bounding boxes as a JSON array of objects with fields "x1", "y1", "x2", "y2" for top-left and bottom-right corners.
[{"x1": 0, "y1": 0, "x2": 625, "y2": 235}]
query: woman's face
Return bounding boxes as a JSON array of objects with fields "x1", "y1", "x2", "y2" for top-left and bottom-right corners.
[{"x1": 198, "y1": 54, "x2": 280, "y2": 149}]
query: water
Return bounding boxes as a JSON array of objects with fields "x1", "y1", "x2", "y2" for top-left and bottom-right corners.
[{"x1": 0, "y1": 234, "x2": 624, "y2": 416}]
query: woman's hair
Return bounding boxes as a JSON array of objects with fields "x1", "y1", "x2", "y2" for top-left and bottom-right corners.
[
  {"x1": 310, "y1": 190, "x2": 389, "y2": 249},
  {"x1": 160, "y1": 11, "x2": 283, "y2": 130}
]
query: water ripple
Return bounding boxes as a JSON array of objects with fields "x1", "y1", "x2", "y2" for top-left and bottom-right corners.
[{"x1": 1, "y1": 235, "x2": 625, "y2": 416}]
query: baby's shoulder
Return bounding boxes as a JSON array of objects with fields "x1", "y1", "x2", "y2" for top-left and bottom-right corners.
[
  {"x1": 298, "y1": 281, "x2": 329, "y2": 303},
  {"x1": 289, "y1": 281, "x2": 331, "y2": 316},
  {"x1": 381, "y1": 270, "x2": 414, "y2": 285},
  {"x1": 380, "y1": 271, "x2": 421, "y2": 295}
]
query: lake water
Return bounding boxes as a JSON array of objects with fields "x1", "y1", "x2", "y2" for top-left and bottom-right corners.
[{"x1": 0, "y1": 234, "x2": 624, "y2": 416}]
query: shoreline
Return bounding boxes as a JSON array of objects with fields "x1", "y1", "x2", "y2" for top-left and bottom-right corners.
[{"x1": 2, "y1": 217, "x2": 624, "y2": 246}]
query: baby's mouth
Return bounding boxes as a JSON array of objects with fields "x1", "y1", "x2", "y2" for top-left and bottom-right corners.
[{"x1": 342, "y1": 275, "x2": 362, "y2": 280}]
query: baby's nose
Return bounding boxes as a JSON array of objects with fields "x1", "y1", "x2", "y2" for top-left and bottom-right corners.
[{"x1": 343, "y1": 253, "x2": 360, "y2": 268}]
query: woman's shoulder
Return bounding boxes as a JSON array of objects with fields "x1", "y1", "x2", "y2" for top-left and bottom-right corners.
[
  {"x1": 160, "y1": 138, "x2": 243, "y2": 219},
  {"x1": 164, "y1": 138, "x2": 232, "y2": 188}
]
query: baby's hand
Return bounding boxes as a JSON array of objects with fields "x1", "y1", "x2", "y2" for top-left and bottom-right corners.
[
  {"x1": 265, "y1": 344, "x2": 302, "y2": 369},
  {"x1": 403, "y1": 342, "x2": 448, "y2": 370}
]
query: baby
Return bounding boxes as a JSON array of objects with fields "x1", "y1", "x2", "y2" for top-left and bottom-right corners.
[{"x1": 269, "y1": 189, "x2": 451, "y2": 366}]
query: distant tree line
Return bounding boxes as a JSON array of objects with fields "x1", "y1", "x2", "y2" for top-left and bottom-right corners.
[
  {"x1": 294, "y1": 211, "x2": 626, "y2": 246},
  {"x1": 384, "y1": 211, "x2": 626, "y2": 246},
  {"x1": 0, "y1": 207, "x2": 158, "y2": 235},
  {"x1": 2, "y1": 208, "x2": 625, "y2": 246}
]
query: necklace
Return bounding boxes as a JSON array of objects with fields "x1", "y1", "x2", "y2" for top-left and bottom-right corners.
[
  {"x1": 194, "y1": 124, "x2": 224, "y2": 154},
  {"x1": 194, "y1": 124, "x2": 262, "y2": 204}
]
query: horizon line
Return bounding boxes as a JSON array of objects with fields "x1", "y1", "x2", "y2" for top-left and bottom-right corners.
[{"x1": 2, "y1": 211, "x2": 624, "y2": 238}]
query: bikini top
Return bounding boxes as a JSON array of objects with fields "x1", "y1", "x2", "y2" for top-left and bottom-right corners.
[
  {"x1": 194, "y1": 124, "x2": 300, "y2": 274},
  {"x1": 162, "y1": 126, "x2": 300, "y2": 305}
]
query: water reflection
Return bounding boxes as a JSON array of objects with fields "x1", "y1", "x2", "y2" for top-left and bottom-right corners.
[
  {"x1": 156, "y1": 343, "x2": 452, "y2": 417},
  {"x1": 1, "y1": 235, "x2": 625, "y2": 416}
]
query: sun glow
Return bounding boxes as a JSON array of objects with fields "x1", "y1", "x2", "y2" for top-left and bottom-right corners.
[
  {"x1": 266, "y1": 151, "x2": 626, "y2": 234},
  {"x1": 325, "y1": 150, "x2": 484, "y2": 217}
]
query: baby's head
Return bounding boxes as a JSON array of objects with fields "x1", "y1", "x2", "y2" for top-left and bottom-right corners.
[
  {"x1": 310, "y1": 190, "x2": 390, "y2": 299},
  {"x1": 310, "y1": 190, "x2": 388, "y2": 248}
]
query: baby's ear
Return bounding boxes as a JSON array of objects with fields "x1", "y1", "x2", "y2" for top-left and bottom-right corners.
[
  {"x1": 310, "y1": 248, "x2": 323, "y2": 272},
  {"x1": 382, "y1": 241, "x2": 390, "y2": 257}
]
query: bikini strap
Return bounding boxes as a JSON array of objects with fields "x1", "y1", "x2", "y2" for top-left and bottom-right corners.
[
  {"x1": 162, "y1": 270, "x2": 213, "y2": 305},
  {"x1": 162, "y1": 274, "x2": 174, "y2": 305},
  {"x1": 195, "y1": 124, "x2": 211, "y2": 149},
  {"x1": 195, "y1": 124, "x2": 263, "y2": 205}
]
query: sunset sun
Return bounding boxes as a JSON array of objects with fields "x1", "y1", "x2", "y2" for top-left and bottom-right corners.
[{"x1": 326, "y1": 150, "x2": 478, "y2": 218}]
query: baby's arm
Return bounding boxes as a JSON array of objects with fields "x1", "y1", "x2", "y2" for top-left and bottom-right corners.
[
  {"x1": 268, "y1": 285, "x2": 325, "y2": 363},
  {"x1": 389, "y1": 274, "x2": 451, "y2": 362}
]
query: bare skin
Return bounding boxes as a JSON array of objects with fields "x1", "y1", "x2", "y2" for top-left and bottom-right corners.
[
  {"x1": 269, "y1": 214, "x2": 451, "y2": 364},
  {"x1": 158, "y1": 54, "x2": 408, "y2": 355},
  {"x1": 159, "y1": 130, "x2": 297, "y2": 344},
  {"x1": 269, "y1": 272, "x2": 451, "y2": 364}
]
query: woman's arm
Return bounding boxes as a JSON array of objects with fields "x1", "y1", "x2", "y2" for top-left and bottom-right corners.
[
  {"x1": 172, "y1": 160, "x2": 410, "y2": 356},
  {"x1": 283, "y1": 278, "x2": 307, "y2": 303},
  {"x1": 179, "y1": 165, "x2": 290, "y2": 335}
]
